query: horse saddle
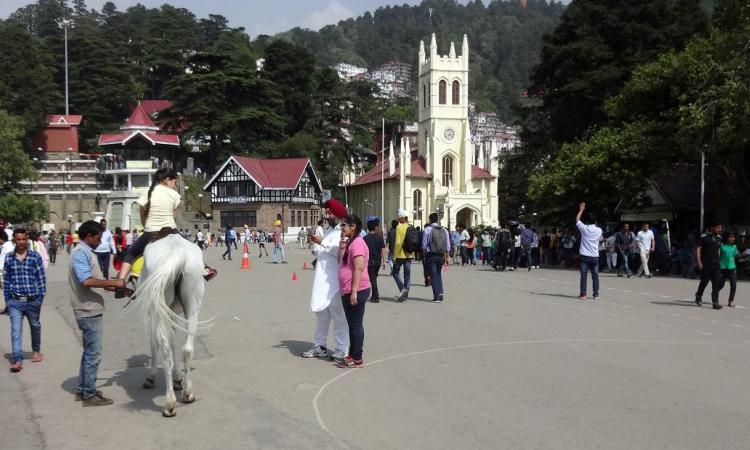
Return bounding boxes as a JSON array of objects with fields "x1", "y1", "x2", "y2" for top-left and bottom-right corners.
[{"x1": 150, "y1": 227, "x2": 178, "y2": 242}]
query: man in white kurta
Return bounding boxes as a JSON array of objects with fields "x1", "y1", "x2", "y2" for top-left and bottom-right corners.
[{"x1": 302, "y1": 201, "x2": 350, "y2": 360}]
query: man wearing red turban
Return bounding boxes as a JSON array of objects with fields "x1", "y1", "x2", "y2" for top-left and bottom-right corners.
[{"x1": 301, "y1": 199, "x2": 350, "y2": 361}]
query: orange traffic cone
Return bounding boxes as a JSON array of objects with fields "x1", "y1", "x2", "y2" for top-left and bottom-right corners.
[
  {"x1": 241, "y1": 247, "x2": 250, "y2": 270},
  {"x1": 303, "y1": 261, "x2": 308, "y2": 270},
  {"x1": 292, "y1": 272, "x2": 298, "y2": 281},
  {"x1": 243, "y1": 242, "x2": 249, "y2": 254}
]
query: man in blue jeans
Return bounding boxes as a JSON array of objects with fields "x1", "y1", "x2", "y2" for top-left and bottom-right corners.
[
  {"x1": 575, "y1": 202, "x2": 603, "y2": 300},
  {"x1": 4, "y1": 228, "x2": 46, "y2": 373},
  {"x1": 392, "y1": 209, "x2": 413, "y2": 302},
  {"x1": 69, "y1": 221, "x2": 125, "y2": 406},
  {"x1": 422, "y1": 213, "x2": 450, "y2": 303}
]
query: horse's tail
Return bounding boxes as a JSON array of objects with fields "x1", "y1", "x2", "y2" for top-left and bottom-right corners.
[{"x1": 133, "y1": 236, "x2": 211, "y2": 339}]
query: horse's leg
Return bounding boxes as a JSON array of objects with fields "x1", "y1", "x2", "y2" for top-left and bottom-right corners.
[
  {"x1": 158, "y1": 326, "x2": 177, "y2": 417},
  {"x1": 179, "y1": 289, "x2": 200, "y2": 404},
  {"x1": 143, "y1": 334, "x2": 159, "y2": 389},
  {"x1": 172, "y1": 328, "x2": 185, "y2": 391}
]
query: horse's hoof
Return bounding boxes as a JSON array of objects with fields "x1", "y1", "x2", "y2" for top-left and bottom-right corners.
[
  {"x1": 162, "y1": 404, "x2": 177, "y2": 417},
  {"x1": 180, "y1": 391, "x2": 195, "y2": 404},
  {"x1": 173, "y1": 379, "x2": 184, "y2": 391},
  {"x1": 142, "y1": 376, "x2": 155, "y2": 389}
]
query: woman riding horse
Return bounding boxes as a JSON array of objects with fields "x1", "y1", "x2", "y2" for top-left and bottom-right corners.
[{"x1": 116, "y1": 168, "x2": 216, "y2": 297}]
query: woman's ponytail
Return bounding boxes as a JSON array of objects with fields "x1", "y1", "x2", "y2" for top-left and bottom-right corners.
[{"x1": 143, "y1": 167, "x2": 178, "y2": 218}]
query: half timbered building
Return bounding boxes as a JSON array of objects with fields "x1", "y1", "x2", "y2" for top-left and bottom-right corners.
[{"x1": 203, "y1": 156, "x2": 323, "y2": 230}]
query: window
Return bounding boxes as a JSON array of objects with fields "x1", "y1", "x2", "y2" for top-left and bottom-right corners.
[
  {"x1": 423, "y1": 84, "x2": 427, "y2": 109},
  {"x1": 303, "y1": 211, "x2": 308, "y2": 226},
  {"x1": 442, "y1": 155, "x2": 454, "y2": 186},
  {"x1": 297, "y1": 211, "x2": 302, "y2": 227},
  {"x1": 413, "y1": 189, "x2": 422, "y2": 212},
  {"x1": 291, "y1": 210, "x2": 296, "y2": 227},
  {"x1": 220, "y1": 210, "x2": 257, "y2": 228},
  {"x1": 452, "y1": 80, "x2": 460, "y2": 105},
  {"x1": 439, "y1": 80, "x2": 447, "y2": 104}
]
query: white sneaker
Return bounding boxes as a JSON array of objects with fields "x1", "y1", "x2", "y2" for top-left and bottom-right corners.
[
  {"x1": 329, "y1": 349, "x2": 348, "y2": 362},
  {"x1": 301, "y1": 345, "x2": 329, "y2": 358}
]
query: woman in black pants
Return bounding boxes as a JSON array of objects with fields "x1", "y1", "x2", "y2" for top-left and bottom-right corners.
[{"x1": 362, "y1": 218, "x2": 386, "y2": 303}]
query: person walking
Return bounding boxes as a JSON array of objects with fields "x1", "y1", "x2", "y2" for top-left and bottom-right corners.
[
  {"x1": 422, "y1": 213, "x2": 450, "y2": 303},
  {"x1": 695, "y1": 221, "x2": 724, "y2": 310},
  {"x1": 386, "y1": 220, "x2": 398, "y2": 271},
  {"x1": 196, "y1": 230, "x2": 205, "y2": 250},
  {"x1": 222, "y1": 226, "x2": 233, "y2": 260},
  {"x1": 362, "y1": 218, "x2": 385, "y2": 303},
  {"x1": 616, "y1": 223, "x2": 635, "y2": 277},
  {"x1": 302, "y1": 199, "x2": 350, "y2": 362},
  {"x1": 450, "y1": 227, "x2": 461, "y2": 265},
  {"x1": 575, "y1": 203, "x2": 602, "y2": 300},
  {"x1": 69, "y1": 220, "x2": 125, "y2": 406},
  {"x1": 272, "y1": 224, "x2": 287, "y2": 263},
  {"x1": 93, "y1": 219, "x2": 116, "y2": 279},
  {"x1": 257, "y1": 229, "x2": 270, "y2": 257},
  {"x1": 48, "y1": 230, "x2": 58, "y2": 264},
  {"x1": 720, "y1": 232, "x2": 739, "y2": 307},
  {"x1": 229, "y1": 227, "x2": 238, "y2": 250},
  {"x1": 636, "y1": 223, "x2": 655, "y2": 278},
  {"x1": 493, "y1": 223, "x2": 512, "y2": 271},
  {"x1": 605, "y1": 232, "x2": 618, "y2": 272},
  {"x1": 518, "y1": 225, "x2": 533, "y2": 271},
  {"x1": 481, "y1": 229, "x2": 492, "y2": 265},
  {"x1": 4, "y1": 228, "x2": 46, "y2": 372},
  {"x1": 530, "y1": 228, "x2": 540, "y2": 269},
  {"x1": 392, "y1": 209, "x2": 414, "y2": 301},
  {"x1": 337, "y1": 214, "x2": 371, "y2": 368}
]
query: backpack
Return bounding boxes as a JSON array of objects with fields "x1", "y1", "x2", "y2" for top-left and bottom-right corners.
[
  {"x1": 403, "y1": 225, "x2": 420, "y2": 253},
  {"x1": 428, "y1": 225, "x2": 447, "y2": 254}
]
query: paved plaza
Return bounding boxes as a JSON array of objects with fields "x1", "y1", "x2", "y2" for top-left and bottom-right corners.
[{"x1": 1, "y1": 243, "x2": 749, "y2": 449}]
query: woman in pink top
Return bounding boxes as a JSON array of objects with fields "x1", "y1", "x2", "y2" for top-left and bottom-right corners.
[{"x1": 338, "y1": 214, "x2": 371, "y2": 368}]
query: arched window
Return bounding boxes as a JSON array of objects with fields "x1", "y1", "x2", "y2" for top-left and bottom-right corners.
[
  {"x1": 452, "y1": 80, "x2": 460, "y2": 105},
  {"x1": 439, "y1": 80, "x2": 447, "y2": 104},
  {"x1": 423, "y1": 84, "x2": 427, "y2": 109},
  {"x1": 413, "y1": 189, "x2": 422, "y2": 215},
  {"x1": 442, "y1": 155, "x2": 454, "y2": 186}
]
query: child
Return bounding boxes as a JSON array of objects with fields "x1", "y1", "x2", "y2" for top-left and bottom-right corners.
[{"x1": 720, "y1": 232, "x2": 739, "y2": 307}]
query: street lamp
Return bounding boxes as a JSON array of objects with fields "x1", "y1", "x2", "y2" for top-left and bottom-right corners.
[
  {"x1": 58, "y1": 18, "x2": 73, "y2": 115},
  {"x1": 184, "y1": 185, "x2": 190, "y2": 212},
  {"x1": 198, "y1": 193, "x2": 203, "y2": 214}
]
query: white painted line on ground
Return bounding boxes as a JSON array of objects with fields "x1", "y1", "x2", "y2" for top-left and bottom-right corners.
[{"x1": 313, "y1": 338, "x2": 750, "y2": 448}]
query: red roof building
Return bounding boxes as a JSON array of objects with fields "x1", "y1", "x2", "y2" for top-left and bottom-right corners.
[
  {"x1": 98, "y1": 102, "x2": 179, "y2": 149},
  {"x1": 32, "y1": 115, "x2": 83, "y2": 153},
  {"x1": 203, "y1": 155, "x2": 323, "y2": 230}
]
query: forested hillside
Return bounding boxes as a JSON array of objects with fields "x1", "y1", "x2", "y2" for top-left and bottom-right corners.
[{"x1": 278, "y1": 0, "x2": 565, "y2": 120}]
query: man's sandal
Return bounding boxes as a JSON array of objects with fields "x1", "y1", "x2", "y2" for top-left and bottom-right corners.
[{"x1": 32, "y1": 352, "x2": 43, "y2": 363}]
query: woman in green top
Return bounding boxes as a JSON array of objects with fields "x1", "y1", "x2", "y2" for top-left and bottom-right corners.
[{"x1": 720, "y1": 232, "x2": 739, "y2": 307}]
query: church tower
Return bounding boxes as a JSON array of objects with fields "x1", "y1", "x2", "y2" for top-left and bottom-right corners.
[{"x1": 418, "y1": 34, "x2": 471, "y2": 195}]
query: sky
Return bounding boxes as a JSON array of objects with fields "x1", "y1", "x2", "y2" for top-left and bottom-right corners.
[{"x1": 0, "y1": 0, "x2": 437, "y2": 37}]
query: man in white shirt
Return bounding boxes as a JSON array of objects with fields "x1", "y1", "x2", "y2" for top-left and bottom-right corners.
[
  {"x1": 575, "y1": 202, "x2": 603, "y2": 300},
  {"x1": 196, "y1": 230, "x2": 205, "y2": 249},
  {"x1": 93, "y1": 219, "x2": 116, "y2": 279},
  {"x1": 636, "y1": 223, "x2": 655, "y2": 278}
]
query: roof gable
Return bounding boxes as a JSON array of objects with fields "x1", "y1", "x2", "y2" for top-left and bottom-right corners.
[
  {"x1": 121, "y1": 103, "x2": 159, "y2": 131},
  {"x1": 204, "y1": 156, "x2": 320, "y2": 191}
]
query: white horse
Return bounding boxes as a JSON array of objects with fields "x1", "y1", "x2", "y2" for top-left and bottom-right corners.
[{"x1": 131, "y1": 233, "x2": 210, "y2": 417}]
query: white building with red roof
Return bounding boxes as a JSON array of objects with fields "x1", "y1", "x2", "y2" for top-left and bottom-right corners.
[
  {"x1": 345, "y1": 35, "x2": 498, "y2": 228},
  {"x1": 203, "y1": 155, "x2": 323, "y2": 231}
]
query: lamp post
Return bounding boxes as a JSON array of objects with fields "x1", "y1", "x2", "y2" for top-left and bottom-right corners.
[
  {"x1": 381, "y1": 117, "x2": 385, "y2": 222},
  {"x1": 184, "y1": 185, "x2": 190, "y2": 212},
  {"x1": 58, "y1": 19, "x2": 73, "y2": 115},
  {"x1": 700, "y1": 144, "x2": 707, "y2": 232},
  {"x1": 198, "y1": 193, "x2": 204, "y2": 214}
]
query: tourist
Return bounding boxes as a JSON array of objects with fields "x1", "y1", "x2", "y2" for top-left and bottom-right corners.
[
  {"x1": 66, "y1": 231, "x2": 74, "y2": 254},
  {"x1": 450, "y1": 226, "x2": 461, "y2": 265},
  {"x1": 69, "y1": 220, "x2": 125, "y2": 406},
  {"x1": 48, "y1": 230, "x2": 58, "y2": 265},
  {"x1": 94, "y1": 219, "x2": 116, "y2": 279},
  {"x1": 694, "y1": 221, "x2": 724, "y2": 310},
  {"x1": 392, "y1": 209, "x2": 414, "y2": 301},
  {"x1": 561, "y1": 230, "x2": 576, "y2": 268},
  {"x1": 0, "y1": 231, "x2": 14, "y2": 314},
  {"x1": 337, "y1": 214, "x2": 371, "y2": 368},
  {"x1": 616, "y1": 223, "x2": 635, "y2": 277},
  {"x1": 386, "y1": 219, "x2": 398, "y2": 270},
  {"x1": 720, "y1": 231, "x2": 739, "y2": 307},
  {"x1": 4, "y1": 228, "x2": 46, "y2": 372},
  {"x1": 459, "y1": 224, "x2": 470, "y2": 265},
  {"x1": 196, "y1": 229, "x2": 205, "y2": 250},
  {"x1": 298, "y1": 227, "x2": 308, "y2": 249},
  {"x1": 0, "y1": 218, "x2": 12, "y2": 240},
  {"x1": 575, "y1": 202, "x2": 602, "y2": 300},
  {"x1": 272, "y1": 224, "x2": 286, "y2": 264},
  {"x1": 362, "y1": 218, "x2": 385, "y2": 303},
  {"x1": 229, "y1": 226, "x2": 238, "y2": 250},
  {"x1": 493, "y1": 222, "x2": 512, "y2": 271},
  {"x1": 605, "y1": 232, "x2": 618, "y2": 272},
  {"x1": 422, "y1": 212, "x2": 450, "y2": 303},
  {"x1": 466, "y1": 228, "x2": 477, "y2": 266},
  {"x1": 517, "y1": 225, "x2": 533, "y2": 271},
  {"x1": 302, "y1": 199, "x2": 349, "y2": 362},
  {"x1": 481, "y1": 228, "x2": 492, "y2": 265},
  {"x1": 530, "y1": 228, "x2": 540, "y2": 269},
  {"x1": 257, "y1": 229, "x2": 269, "y2": 258},
  {"x1": 636, "y1": 223, "x2": 655, "y2": 278},
  {"x1": 28, "y1": 230, "x2": 49, "y2": 269},
  {"x1": 222, "y1": 226, "x2": 233, "y2": 261}
]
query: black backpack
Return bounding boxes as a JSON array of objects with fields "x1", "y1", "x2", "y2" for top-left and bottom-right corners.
[
  {"x1": 403, "y1": 225, "x2": 420, "y2": 253},
  {"x1": 428, "y1": 225, "x2": 447, "y2": 253}
]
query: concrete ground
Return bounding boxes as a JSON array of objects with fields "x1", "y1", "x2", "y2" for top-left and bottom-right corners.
[{"x1": 1, "y1": 242, "x2": 748, "y2": 450}]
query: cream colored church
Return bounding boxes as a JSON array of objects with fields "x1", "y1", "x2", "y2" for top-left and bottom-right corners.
[{"x1": 346, "y1": 34, "x2": 499, "y2": 229}]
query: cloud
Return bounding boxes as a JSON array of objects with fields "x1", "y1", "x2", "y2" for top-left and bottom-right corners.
[{"x1": 301, "y1": 0, "x2": 354, "y2": 31}]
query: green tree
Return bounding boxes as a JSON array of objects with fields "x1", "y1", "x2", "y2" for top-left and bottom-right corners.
[
  {"x1": 0, "y1": 22, "x2": 61, "y2": 136},
  {"x1": 0, "y1": 110, "x2": 47, "y2": 223}
]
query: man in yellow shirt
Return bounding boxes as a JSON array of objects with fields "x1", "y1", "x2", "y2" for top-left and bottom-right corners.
[{"x1": 392, "y1": 209, "x2": 413, "y2": 302}]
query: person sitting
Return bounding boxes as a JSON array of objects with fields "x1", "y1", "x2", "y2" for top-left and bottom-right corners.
[{"x1": 115, "y1": 168, "x2": 216, "y2": 298}]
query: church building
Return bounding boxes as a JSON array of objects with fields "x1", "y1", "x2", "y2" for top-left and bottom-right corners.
[{"x1": 346, "y1": 34, "x2": 499, "y2": 229}]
